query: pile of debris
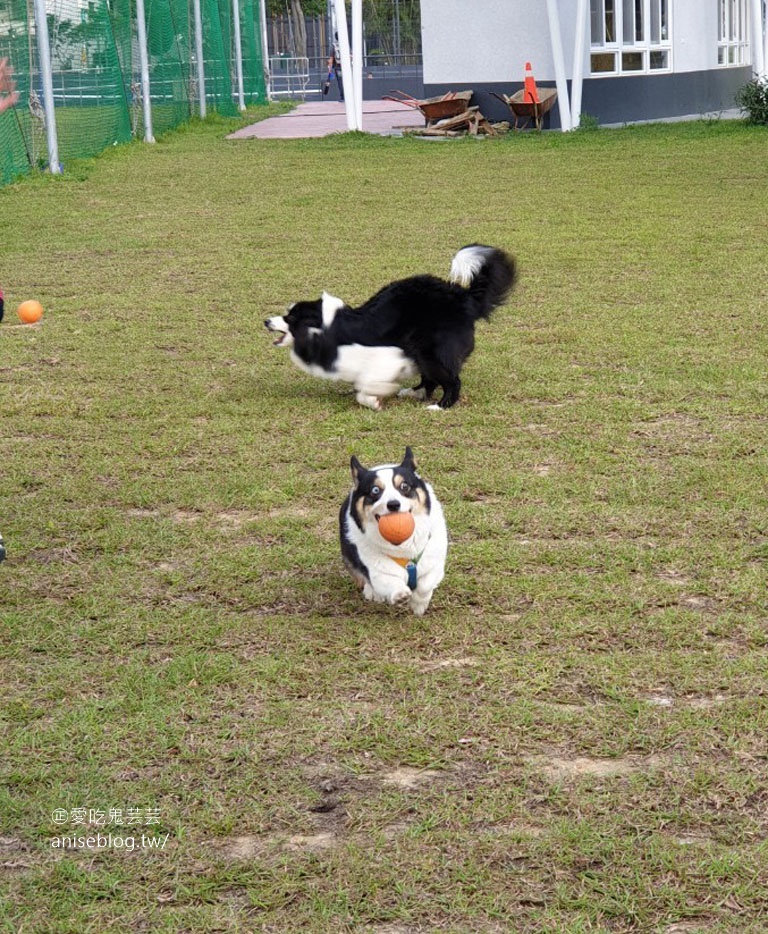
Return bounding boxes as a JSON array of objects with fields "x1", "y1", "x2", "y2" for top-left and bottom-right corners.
[{"x1": 385, "y1": 90, "x2": 509, "y2": 138}]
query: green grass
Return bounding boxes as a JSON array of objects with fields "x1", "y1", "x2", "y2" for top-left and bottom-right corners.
[{"x1": 1, "y1": 108, "x2": 767, "y2": 932}]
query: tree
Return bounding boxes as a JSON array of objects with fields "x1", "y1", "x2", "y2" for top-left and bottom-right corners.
[
  {"x1": 363, "y1": 0, "x2": 421, "y2": 58},
  {"x1": 264, "y1": 0, "x2": 326, "y2": 59},
  {"x1": 288, "y1": 0, "x2": 307, "y2": 59},
  {"x1": 263, "y1": 0, "x2": 422, "y2": 60},
  {"x1": 265, "y1": 0, "x2": 327, "y2": 16}
]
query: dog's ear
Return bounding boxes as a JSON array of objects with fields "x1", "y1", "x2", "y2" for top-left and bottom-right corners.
[
  {"x1": 350, "y1": 455, "x2": 365, "y2": 486},
  {"x1": 401, "y1": 446, "x2": 417, "y2": 473}
]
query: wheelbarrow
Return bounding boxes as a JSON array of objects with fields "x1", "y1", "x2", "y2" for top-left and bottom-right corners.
[
  {"x1": 384, "y1": 90, "x2": 474, "y2": 126},
  {"x1": 492, "y1": 87, "x2": 558, "y2": 131}
]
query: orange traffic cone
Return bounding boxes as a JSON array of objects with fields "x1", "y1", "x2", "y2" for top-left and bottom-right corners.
[{"x1": 523, "y1": 61, "x2": 540, "y2": 105}]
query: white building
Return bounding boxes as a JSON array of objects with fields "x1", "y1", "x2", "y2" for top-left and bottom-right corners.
[{"x1": 421, "y1": 0, "x2": 768, "y2": 129}]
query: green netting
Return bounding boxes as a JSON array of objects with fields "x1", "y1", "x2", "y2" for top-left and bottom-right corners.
[
  {"x1": 51, "y1": 0, "x2": 133, "y2": 163},
  {"x1": 202, "y1": 0, "x2": 236, "y2": 116},
  {"x1": 0, "y1": 0, "x2": 265, "y2": 187},
  {"x1": 240, "y1": 0, "x2": 267, "y2": 104},
  {"x1": 1, "y1": 2, "x2": 45, "y2": 184},
  {"x1": 137, "y1": 0, "x2": 193, "y2": 138}
]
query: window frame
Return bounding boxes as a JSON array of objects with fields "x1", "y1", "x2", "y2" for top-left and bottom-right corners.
[
  {"x1": 717, "y1": 0, "x2": 750, "y2": 66},
  {"x1": 590, "y1": 0, "x2": 672, "y2": 76}
]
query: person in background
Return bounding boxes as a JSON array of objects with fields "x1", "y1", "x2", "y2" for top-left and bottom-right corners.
[
  {"x1": 0, "y1": 57, "x2": 19, "y2": 114},
  {"x1": 326, "y1": 34, "x2": 344, "y2": 103}
]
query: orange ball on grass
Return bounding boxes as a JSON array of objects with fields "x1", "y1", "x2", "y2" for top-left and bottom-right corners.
[{"x1": 17, "y1": 300, "x2": 44, "y2": 324}]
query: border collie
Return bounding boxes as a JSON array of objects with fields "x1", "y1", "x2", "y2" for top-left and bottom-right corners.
[
  {"x1": 265, "y1": 244, "x2": 517, "y2": 410},
  {"x1": 339, "y1": 447, "x2": 447, "y2": 615}
]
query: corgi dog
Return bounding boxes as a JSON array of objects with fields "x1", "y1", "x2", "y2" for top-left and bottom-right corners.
[{"x1": 339, "y1": 447, "x2": 447, "y2": 615}]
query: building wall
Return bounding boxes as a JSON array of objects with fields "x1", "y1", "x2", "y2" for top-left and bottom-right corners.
[
  {"x1": 422, "y1": 0, "x2": 559, "y2": 85},
  {"x1": 421, "y1": 0, "x2": 753, "y2": 126}
]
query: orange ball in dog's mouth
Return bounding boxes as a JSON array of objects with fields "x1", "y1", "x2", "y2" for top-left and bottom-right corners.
[{"x1": 377, "y1": 511, "x2": 415, "y2": 545}]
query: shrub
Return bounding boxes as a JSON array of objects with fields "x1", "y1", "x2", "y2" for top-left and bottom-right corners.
[{"x1": 735, "y1": 74, "x2": 768, "y2": 125}]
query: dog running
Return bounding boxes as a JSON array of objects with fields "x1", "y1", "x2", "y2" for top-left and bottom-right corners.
[
  {"x1": 265, "y1": 244, "x2": 517, "y2": 410},
  {"x1": 339, "y1": 447, "x2": 447, "y2": 615}
]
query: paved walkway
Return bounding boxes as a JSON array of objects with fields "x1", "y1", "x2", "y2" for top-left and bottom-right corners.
[{"x1": 227, "y1": 99, "x2": 426, "y2": 140}]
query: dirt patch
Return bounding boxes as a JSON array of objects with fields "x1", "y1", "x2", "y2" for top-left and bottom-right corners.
[
  {"x1": 378, "y1": 767, "x2": 444, "y2": 790},
  {"x1": 213, "y1": 835, "x2": 262, "y2": 859},
  {"x1": 214, "y1": 831, "x2": 336, "y2": 859},
  {"x1": 680, "y1": 595, "x2": 718, "y2": 612},
  {"x1": 664, "y1": 923, "x2": 714, "y2": 933},
  {"x1": 0, "y1": 835, "x2": 34, "y2": 871},
  {"x1": 684, "y1": 694, "x2": 728, "y2": 709},
  {"x1": 657, "y1": 570, "x2": 691, "y2": 586},
  {"x1": 418, "y1": 657, "x2": 478, "y2": 673},
  {"x1": 173, "y1": 509, "x2": 203, "y2": 524},
  {"x1": 28, "y1": 546, "x2": 79, "y2": 565},
  {"x1": 368, "y1": 926, "x2": 418, "y2": 934},
  {"x1": 673, "y1": 832, "x2": 713, "y2": 846},
  {"x1": 642, "y1": 692, "x2": 675, "y2": 707},
  {"x1": 283, "y1": 832, "x2": 336, "y2": 853},
  {"x1": 535, "y1": 754, "x2": 665, "y2": 781},
  {"x1": 264, "y1": 504, "x2": 315, "y2": 520},
  {"x1": 643, "y1": 692, "x2": 729, "y2": 709},
  {"x1": 214, "y1": 510, "x2": 254, "y2": 527},
  {"x1": 378, "y1": 820, "x2": 414, "y2": 840},
  {"x1": 126, "y1": 507, "x2": 160, "y2": 519},
  {"x1": 368, "y1": 927, "x2": 421, "y2": 934}
]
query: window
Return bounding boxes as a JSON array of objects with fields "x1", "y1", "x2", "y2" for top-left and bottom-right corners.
[
  {"x1": 590, "y1": 0, "x2": 670, "y2": 75},
  {"x1": 718, "y1": 0, "x2": 749, "y2": 65}
]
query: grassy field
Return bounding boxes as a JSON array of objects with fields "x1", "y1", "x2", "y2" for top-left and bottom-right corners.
[{"x1": 1, "y1": 109, "x2": 767, "y2": 933}]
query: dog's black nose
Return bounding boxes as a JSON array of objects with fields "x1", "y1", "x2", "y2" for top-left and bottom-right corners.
[{"x1": 386, "y1": 500, "x2": 401, "y2": 513}]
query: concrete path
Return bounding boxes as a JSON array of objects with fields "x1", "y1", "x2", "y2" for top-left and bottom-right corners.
[{"x1": 227, "y1": 99, "x2": 426, "y2": 140}]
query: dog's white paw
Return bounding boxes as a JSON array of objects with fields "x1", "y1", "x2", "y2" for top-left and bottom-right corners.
[
  {"x1": 356, "y1": 392, "x2": 382, "y2": 410},
  {"x1": 426, "y1": 403, "x2": 445, "y2": 412},
  {"x1": 390, "y1": 588, "x2": 412, "y2": 607},
  {"x1": 363, "y1": 584, "x2": 377, "y2": 602},
  {"x1": 409, "y1": 594, "x2": 432, "y2": 616}
]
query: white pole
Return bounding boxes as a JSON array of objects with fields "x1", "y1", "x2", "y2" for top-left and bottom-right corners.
[
  {"x1": 758, "y1": 0, "x2": 768, "y2": 76},
  {"x1": 31, "y1": 0, "x2": 61, "y2": 172},
  {"x1": 544, "y1": 0, "x2": 572, "y2": 131},
  {"x1": 135, "y1": 0, "x2": 155, "y2": 142},
  {"x1": 258, "y1": 0, "x2": 271, "y2": 100},
  {"x1": 352, "y1": 0, "x2": 363, "y2": 130},
  {"x1": 749, "y1": 0, "x2": 766, "y2": 77},
  {"x1": 571, "y1": 0, "x2": 588, "y2": 129},
  {"x1": 232, "y1": 0, "x2": 246, "y2": 110},
  {"x1": 332, "y1": 0, "x2": 357, "y2": 130},
  {"x1": 193, "y1": 0, "x2": 207, "y2": 118}
]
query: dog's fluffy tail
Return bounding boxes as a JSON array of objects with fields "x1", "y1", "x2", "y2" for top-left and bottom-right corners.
[{"x1": 449, "y1": 244, "x2": 517, "y2": 320}]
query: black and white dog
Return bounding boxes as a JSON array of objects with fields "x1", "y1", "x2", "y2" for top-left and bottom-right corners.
[
  {"x1": 339, "y1": 447, "x2": 447, "y2": 615},
  {"x1": 265, "y1": 244, "x2": 517, "y2": 410}
]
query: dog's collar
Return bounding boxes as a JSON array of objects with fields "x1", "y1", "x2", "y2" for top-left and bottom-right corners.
[
  {"x1": 389, "y1": 555, "x2": 418, "y2": 590},
  {"x1": 388, "y1": 538, "x2": 429, "y2": 591}
]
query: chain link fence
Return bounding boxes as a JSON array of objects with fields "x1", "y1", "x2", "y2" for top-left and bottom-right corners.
[{"x1": 0, "y1": 0, "x2": 266, "y2": 187}]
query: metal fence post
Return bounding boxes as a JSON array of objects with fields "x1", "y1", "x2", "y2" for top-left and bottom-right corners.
[
  {"x1": 32, "y1": 0, "x2": 61, "y2": 172},
  {"x1": 259, "y1": 0, "x2": 271, "y2": 99},
  {"x1": 233, "y1": 0, "x2": 246, "y2": 109},
  {"x1": 193, "y1": 0, "x2": 207, "y2": 117},
  {"x1": 352, "y1": 0, "x2": 362, "y2": 130},
  {"x1": 135, "y1": 0, "x2": 155, "y2": 141}
]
